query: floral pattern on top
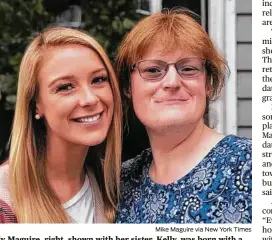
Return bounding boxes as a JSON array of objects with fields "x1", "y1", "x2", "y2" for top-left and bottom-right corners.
[{"x1": 116, "y1": 135, "x2": 252, "y2": 223}]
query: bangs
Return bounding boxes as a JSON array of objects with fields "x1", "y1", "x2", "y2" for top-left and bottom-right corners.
[{"x1": 125, "y1": 14, "x2": 210, "y2": 66}]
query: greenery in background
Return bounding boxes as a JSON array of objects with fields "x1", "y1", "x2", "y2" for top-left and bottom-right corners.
[
  {"x1": 0, "y1": 0, "x2": 54, "y2": 109},
  {"x1": 82, "y1": 0, "x2": 140, "y2": 60},
  {"x1": 0, "y1": 0, "x2": 140, "y2": 110}
]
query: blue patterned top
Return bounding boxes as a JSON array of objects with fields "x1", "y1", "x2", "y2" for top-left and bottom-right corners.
[{"x1": 116, "y1": 135, "x2": 252, "y2": 223}]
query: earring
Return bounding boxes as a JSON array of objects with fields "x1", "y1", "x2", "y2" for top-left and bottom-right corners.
[{"x1": 35, "y1": 114, "x2": 41, "y2": 120}]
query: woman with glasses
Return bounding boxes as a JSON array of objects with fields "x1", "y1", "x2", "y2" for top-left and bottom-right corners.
[{"x1": 115, "y1": 8, "x2": 252, "y2": 223}]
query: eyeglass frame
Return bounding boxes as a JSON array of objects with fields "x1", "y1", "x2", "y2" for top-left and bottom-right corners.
[{"x1": 130, "y1": 57, "x2": 210, "y2": 81}]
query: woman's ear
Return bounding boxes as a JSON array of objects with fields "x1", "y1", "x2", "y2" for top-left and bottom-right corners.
[{"x1": 124, "y1": 86, "x2": 132, "y2": 99}]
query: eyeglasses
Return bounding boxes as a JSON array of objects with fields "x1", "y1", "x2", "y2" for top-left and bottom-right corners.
[{"x1": 131, "y1": 57, "x2": 207, "y2": 81}]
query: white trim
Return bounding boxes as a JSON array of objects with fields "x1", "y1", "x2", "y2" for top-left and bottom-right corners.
[
  {"x1": 149, "y1": 0, "x2": 162, "y2": 13},
  {"x1": 136, "y1": 9, "x2": 150, "y2": 15},
  {"x1": 225, "y1": 0, "x2": 237, "y2": 135},
  {"x1": 201, "y1": 0, "x2": 207, "y2": 28},
  {"x1": 208, "y1": 0, "x2": 225, "y2": 134}
]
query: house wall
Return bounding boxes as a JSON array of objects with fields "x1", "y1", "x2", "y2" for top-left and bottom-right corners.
[{"x1": 236, "y1": 0, "x2": 252, "y2": 138}]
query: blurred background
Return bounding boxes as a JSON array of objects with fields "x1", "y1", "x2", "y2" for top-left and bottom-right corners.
[{"x1": 0, "y1": 0, "x2": 252, "y2": 163}]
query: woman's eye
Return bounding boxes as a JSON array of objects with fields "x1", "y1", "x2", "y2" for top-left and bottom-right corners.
[
  {"x1": 182, "y1": 66, "x2": 198, "y2": 72},
  {"x1": 92, "y1": 76, "x2": 108, "y2": 84},
  {"x1": 56, "y1": 83, "x2": 74, "y2": 92},
  {"x1": 143, "y1": 67, "x2": 162, "y2": 73}
]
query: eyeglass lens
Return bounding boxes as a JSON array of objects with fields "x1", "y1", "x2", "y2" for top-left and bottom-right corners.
[{"x1": 137, "y1": 58, "x2": 205, "y2": 80}]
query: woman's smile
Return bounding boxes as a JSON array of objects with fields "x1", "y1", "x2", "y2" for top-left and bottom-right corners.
[
  {"x1": 153, "y1": 97, "x2": 189, "y2": 104},
  {"x1": 72, "y1": 113, "x2": 102, "y2": 123},
  {"x1": 71, "y1": 111, "x2": 104, "y2": 126}
]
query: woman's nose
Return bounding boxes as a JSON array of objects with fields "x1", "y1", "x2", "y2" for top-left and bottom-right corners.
[
  {"x1": 162, "y1": 66, "x2": 182, "y2": 90},
  {"x1": 78, "y1": 87, "x2": 99, "y2": 107}
]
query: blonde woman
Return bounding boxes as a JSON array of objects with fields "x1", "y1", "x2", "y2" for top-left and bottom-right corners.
[{"x1": 0, "y1": 27, "x2": 122, "y2": 223}]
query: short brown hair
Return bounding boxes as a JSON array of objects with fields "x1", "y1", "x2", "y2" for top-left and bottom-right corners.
[{"x1": 116, "y1": 8, "x2": 229, "y2": 101}]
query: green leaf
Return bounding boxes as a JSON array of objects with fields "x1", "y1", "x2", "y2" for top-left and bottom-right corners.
[
  {"x1": 123, "y1": 18, "x2": 134, "y2": 29},
  {"x1": 34, "y1": 0, "x2": 44, "y2": 15},
  {"x1": 112, "y1": 20, "x2": 120, "y2": 31},
  {"x1": 100, "y1": 15, "x2": 109, "y2": 21}
]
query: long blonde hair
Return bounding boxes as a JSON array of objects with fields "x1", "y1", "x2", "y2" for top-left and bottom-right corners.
[{"x1": 9, "y1": 27, "x2": 122, "y2": 223}]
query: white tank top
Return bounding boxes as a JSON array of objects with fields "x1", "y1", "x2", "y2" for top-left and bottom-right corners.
[{"x1": 63, "y1": 175, "x2": 94, "y2": 223}]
